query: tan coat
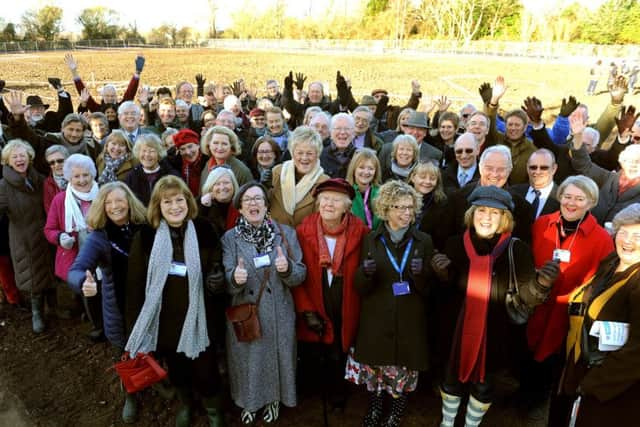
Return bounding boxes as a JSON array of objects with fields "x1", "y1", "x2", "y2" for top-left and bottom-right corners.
[{"x1": 269, "y1": 163, "x2": 329, "y2": 227}]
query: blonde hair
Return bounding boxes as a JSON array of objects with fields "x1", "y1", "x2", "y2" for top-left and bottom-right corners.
[
  {"x1": 133, "y1": 133, "x2": 167, "y2": 159},
  {"x1": 374, "y1": 180, "x2": 422, "y2": 222},
  {"x1": 201, "y1": 125, "x2": 241, "y2": 157},
  {"x1": 396, "y1": 108, "x2": 415, "y2": 131},
  {"x1": 409, "y1": 162, "x2": 447, "y2": 203},
  {"x1": 346, "y1": 148, "x2": 381, "y2": 187},
  {"x1": 105, "y1": 130, "x2": 133, "y2": 154},
  {"x1": 147, "y1": 176, "x2": 198, "y2": 228},
  {"x1": 391, "y1": 134, "x2": 419, "y2": 163},
  {"x1": 463, "y1": 205, "x2": 514, "y2": 234},
  {"x1": 86, "y1": 182, "x2": 147, "y2": 229},
  {"x1": 1, "y1": 139, "x2": 35, "y2": 165}
]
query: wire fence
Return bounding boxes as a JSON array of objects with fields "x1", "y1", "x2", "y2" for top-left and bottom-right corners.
[{"x1": 1, "y1": 38, "x2": 639, "y2": 61}]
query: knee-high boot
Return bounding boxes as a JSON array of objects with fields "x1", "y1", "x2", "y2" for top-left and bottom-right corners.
[
  {"x1": 440, "y1": 389, "x2": 462, "y2": 427},
  {"x1": 385, "y1": 393, "x2": 408, "y2": 427},
  {"x1": 31, "y1": 294, "x2": 45, "y2": 333},
  {"x1": 363, "y1": 391, "x2": 384, "y2": 427},
  {"x1": 202, "y1": 394, "x2": 226, "y2": 427},
  {"x1": 175, "y1": 387, "x2": 193, "y2": 427},
  {"x1": 464, "y1": 395, "x2": 492, "y2": 427}
]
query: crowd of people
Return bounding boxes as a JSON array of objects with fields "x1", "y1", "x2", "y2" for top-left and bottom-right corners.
[{"x1": 0, "y1": 52, "x2": 638, "y2": 427}]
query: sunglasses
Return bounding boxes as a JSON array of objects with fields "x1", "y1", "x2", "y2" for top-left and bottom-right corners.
[
  {"x1": 48, "y1": 159, "x2": 65, "y2": 166},
  {"x1": 528, "y1": 165, "x2": 551, "y2": 171},
  {"x1": 455, "y1": 148, "x2": 474, "y2": 155}
]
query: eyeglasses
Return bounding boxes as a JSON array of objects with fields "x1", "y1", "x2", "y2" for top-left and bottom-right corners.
[
  {"x1": 455, "y1": 148, "x2": 474, "y2": 155},
  {"x1": 48, "y1": 159, "x2": 65, "y2": 166},
  {"x1": 257, "y1": 149, "x2": 274, "y2": 155},
  {"x1": 241, "y1": 195, "x2": 265, "y2": 205},
  {"x1": 528, "y1": 165, "x2": 551, "y2": 171},
  {"x1": 391, "y1": 205, "x2": 413, "y2": 212}
]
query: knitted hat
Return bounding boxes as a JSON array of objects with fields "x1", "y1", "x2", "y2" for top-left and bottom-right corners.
[
  {"x1": 173, "y1": 129, "x2": 200, "y2": 148},
  {"x1": 312, "y1": 178, "x2": 356, "y2": 200},
  {"x1": 249, "y1": 108, "x2": 265, "y2": 118},
  {"x1": 468, "y1": 185, "x2": 514, "y2": 212}
]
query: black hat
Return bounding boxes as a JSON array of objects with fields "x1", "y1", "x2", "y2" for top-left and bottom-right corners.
[
  {"x1": 233, "y1": 181, "x2": 270, "y2": 210},
  {"x1": 312, "y1": 178, "x2": 356, "y2": 200},
  {"x1": 467, "y1": 185, "x2": 514, "y2": 211},
  {"x1": 25, "y1": 95, "x2": 50, "y2": 109}
]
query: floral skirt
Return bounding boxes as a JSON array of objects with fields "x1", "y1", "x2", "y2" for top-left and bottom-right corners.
[{"x1": 345, "y1": 349, "x2": 418, "y2": 398}]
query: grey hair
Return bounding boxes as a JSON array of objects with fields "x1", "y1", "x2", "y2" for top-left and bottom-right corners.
[
  {"x1": 100, "y1": 84, "x2": 117, "y2": 96},
  {"x1": 556, "y1": 175, "x2": 599, "y2": 207},
  {"x1": 330, "y1": 112, "x2": 355, "y2": 130},
  {"x1": 175, "y1": 99, "x2": 189, "y2": 109},
  {"x1": 620, "y1": 144, "x2": 640, "y2": 163},
  {"x1": 117, "y1": 101, "x2": 140, "y2": 116},
  {"x1": 45, "y1": 144, "x2": 70, "y2": 159},
  {"x1": 201, "y1": 166, "x2": 239, "y2": 195},
  {"x1": 310, "y1": 111, "x2": 331, "y2": 125},
  {"x1": 479, "y1": 145, "x2": 512, "y2": 170},
  {"x1": 133, "y1": 133, "x2": 167, "y2": 159},
  {"x1": 582, "y1": 127, "x2": 600, "y2": 147},
  {"x1": 612, "y1": 203, "x2": 640, "y2": 234},
  {"x1": 353, "y1": 106, "x2": 373, "y2": 117},
  {"x1": 63, "y1": 153, "x2": 97, "y2": 180},
  {"x1": 459, "y1": 103, "x2": 477, "y2": 115},
  {"x1": 288, "y1": 125, "x2": 323, "y2": 156},
  {"x1": 529, "y1": 148, "x2": 557, "y2": 165}
]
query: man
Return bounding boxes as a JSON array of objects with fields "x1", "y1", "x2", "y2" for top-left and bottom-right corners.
[
  {"x1": 309, "y1": 111, "x2": 332, "y2": 147},
  {"x1": 458, "y1": 104, "x2": 478, "y2": 133},
  {"x1": 511, "y1": 149, "x2": 560, "y2": 220},
  {"x1": 176, "y1": 80, "x2": 204, "y2": 130},
  {"x1": 447, "y1": 145, "x2": 534, "y2": 242},
  {"x1": 266, "y1": 79, "x2": 283, "y2": 108},
  {"x1": 265, "y1": 107, "x2": 290, "y2": 154},
  {"x1": 117, "y1": 101, "x2": 151, "y2": 145},
  {"x1": 371, "y1": 80, "x2": 421, "y2": 132},
  {"x1": 466, "y1": 111, "x2": 491, "y2": 152},
  {"x1": 352, "y1": 106, "x2": 383, "y2": 153},
  {"x1": 320, "y1": 113, "x2": 357, "y2": 178},
  {"x1": 442, "y1": 132, "x2": 481, "y2": 195}
]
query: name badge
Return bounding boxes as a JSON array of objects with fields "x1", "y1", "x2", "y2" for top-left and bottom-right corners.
[
  {"x1": 392, "y1": 281, "x2": 411, "y2": 296},
  {"x1": 168, "y1": 261, "x2": 187, "y2": 277},
  {"x1": 553, "y1": 249, "x2": 571, "y2": 263},
  {"x1": 253, "y1": 253, "x2": 271, "y2": 269}
]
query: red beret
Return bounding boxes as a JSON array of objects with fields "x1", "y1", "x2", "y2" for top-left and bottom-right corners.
[
  {"x1": 249, "y1": 108, "x2": 265, "y2": 118},
  {"x1": 313, "y1": 178, "x2": 355, "y2": 200},
  {"x1": 173, "y1": 129, "x2": 200, "y2": 148}
]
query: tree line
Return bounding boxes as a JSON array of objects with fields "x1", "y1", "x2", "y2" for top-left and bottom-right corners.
[{"x1": 1, "y1": 0, "x2": 639, "y2": 45}]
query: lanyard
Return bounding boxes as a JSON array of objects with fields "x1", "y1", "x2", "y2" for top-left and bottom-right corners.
[
  {"x1": 380, "y1": 235, "x2": 413, "y2": 281},
  {"x1": 363, "y1": 186, "x2": 373, "y2": 229},
  {"x1": 110, "y1": 241, "x2": 129, "y2": 257}
]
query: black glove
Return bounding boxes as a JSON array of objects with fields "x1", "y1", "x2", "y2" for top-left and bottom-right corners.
[
  {"x1": 336, "y1": 71, "x2": 350, "y2": 104},
  {"x1": 410, "y1": 258, "x2": 423, "y2": 276},
  {"x1": 0, "y1": 80, "x2": 5, "y2": 92},
  {"x1": 284, "y1": 71, "x2": 294, "y2": 92},
  {"x1": 479, "y1": 82, "x2": 492, "y2": 105},
  {"x1": 559, "y1": 96, "x2": 579, "y2": 117},
  {"x1": 135, "y1": 55, "x2": 145, "y2": 74},
  {"x1": 206, "y1": 266, "x2": 226, "y2": 294},
  {"x1": 362, "y1": 254, "x2": 376, "y2": 276},
  {"x1": 537, "y1": 260, "x2": 560, "y2": 289},
  {"x1": 374, "y1": 95, "x2": 389, "y2": 120},
  {"x1": 522, "y1": 96, "x2": 543, "y2": 124},
  {"x1": 260, "y1": 168, "x2": 273, "y2": 187},
  {"x1": 195, "y1": 73, "x2": 206, "y2": 97},
  {"x1": 303, "y1": 311, "x2": 325, "y2": 336},
  {"x1": 48, "y1": 77, "x2": 62, "y2": 91},
  {"x1": 231, "y1": 80, "x2": 243, "y2": 97},
  {"x1": 295, "y1": 72, "x2": 307, "y2": 90}
]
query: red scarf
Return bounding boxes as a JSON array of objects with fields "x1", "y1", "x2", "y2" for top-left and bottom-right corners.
[
  {"x1": 182, "y1": 153, "x2": 203, "y2": 196},
  {"x1": 317, "y1": 214, "x2": 350, "y2": 278},
  {"x1": 458, "y1": 230, "x2": 511, "y2": 383},
  {"x1": 618, "y1": 171, "x2": 640, "y2": 195},
  {"x1": 207, "y1": 156, "x2": 226, "y2": 171}
]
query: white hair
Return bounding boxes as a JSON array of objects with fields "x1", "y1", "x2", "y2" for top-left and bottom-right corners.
[
  {"x1": 479, "y1": 145, "x2": 512, "y2": 170},
  {"x1": 63, "y1": 153, "x2": 97, "y2": 180},
  {"x1": 330, "y1": 112, "x2": 355, "y2": 130}
]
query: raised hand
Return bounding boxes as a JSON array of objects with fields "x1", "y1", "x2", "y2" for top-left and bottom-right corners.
[
  {"x1": 64, "y1": 53, "x2": 78, "y2": 73},
  {"x1": 274, "y1": 246, "x2": 289, "y2": 273},
  {"x1": 231, "y1": 79, "x2": 244, "y2": 97},
  {"x1": 478, "y1": 82, "x2": 492, "y2": 105},
  {"x1": 82, "y1": 270, "x2": 97, "y2": 297},
  {"x1": 137, "y1": 86, "x2": 150, "y2": 105},
  {"x1": 48, "y1": 77, "x2": 62, "y2": 91},
  {"x1": 537, "y1": 260, "x2": 560, "y2": 289},
  {"x1": 435, "y1": 95, "x2": 451, "y2": 112},
  {"x1": 134, "y1": 54, "x2": 145, "y2": 74},
  {"x1": 491, "y1": 75, "x2": 507, "y2": 104},
  {"x1": 195, "y1": 73, "x2": 206, "y2": 88},
  {"x1": 610, "y1": 75, "x2": 628, "y2": 104},
  {"x1": 522, "y1": 96, "x2": 544, "y2": 125},
  {"x1": 295, "y1": 72, "x2": 307, "y2": 90},
  {"x1": 569, "y1": 108, "x2": 587, "y2": 148},
  {"x1": 559, "y1": 95, "x2": 579, "y2": 117},
  {"x1": 411, "y1": 79, "x2": 421, "y2": 95},
  {"x1": 615, "y1": 105, "x2": 639, "y2": 138},
  {"x1": 7, "y1": 91, "x2": 27, "y2": 116},
  {"x1": 374, "y1": 95, "x2": 389, "y2": 119},
  {"x1": 214, "y1": 84, "x2": 225, "y2": 102},
  {"x1": 0, "y1": 80, "x2": 5, "y2": 93},
  {"x1": 234, "y1": 257, "x2": 248, "y2": 285},
  {"x1": 284, "y1": 71, "x2": 294, "y2": 91},
  {"x1": 420, "y1": 94, "x2": 435, "y2": 113},
  {"x1": 79, "y1": 88, "x2": 90, "y2": 106}
]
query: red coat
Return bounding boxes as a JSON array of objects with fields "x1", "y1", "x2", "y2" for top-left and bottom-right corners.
[
  {"x1": 527, "y1": 211, "x2": 613, "y2": 361},
  {"x1": 294, "y1": 212, "x2": 368, "y2": 352},
  {"x1": 44, "y1": 191, "x2": 82, "y2": 281},
  {"x1": 43, "y1": 175, "x2": 63, "y2": 214}
]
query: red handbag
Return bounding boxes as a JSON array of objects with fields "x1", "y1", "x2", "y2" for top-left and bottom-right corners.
[{"x1": 113, "y1": 352, "x2": 167, "y2": 393}]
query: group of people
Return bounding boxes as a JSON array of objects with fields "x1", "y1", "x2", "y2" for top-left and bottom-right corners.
[{"x1": 0, "y1": 52, "x2": 638, "y2": 427}]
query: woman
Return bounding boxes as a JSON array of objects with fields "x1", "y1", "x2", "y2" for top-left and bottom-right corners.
[
  {"x1": 222, "y1": 182, "x2": 306, "y2": 424},
  {"x1": 427, "y1": 111, "x2": 459, "y2": 168},
  {"x1": 549, "y1": 203, "x2": 640, "y2": 427},
  {"x1": 125, "y1": 133, "x2": 180, "y2": 205},
  {"x1": 410, "y1": 162, "x2": 449, "y2": 250},
  {"x1": 200, "y1": 125, "x2": 252, "y2": 187},
  {"x1": 523, "y1": 176, "x2": 613, "y2": 413},
  {"x1": 270, "y1": 126, "x2": 329, "y2": 227},
  {"x1": 125, "y1": 176, "x2": 225, "y2": 426},
  {"x1": 431, "y1": 186, "x2": 555, "y2": 427},
  {"x1": 352, "y1": 180, "x2": 432, "y2": 427},
  {"x1": 43, "y1": 145, "x2": 70, "y2": 213},
  {"x1": 200, "y1": 166, "x2": 240, "y2": 234},
  {"x1": 381, "y1": 135, "x2": 419, "y2": 182},
  {"x1": 294, "y1": 178, "x2": 369, "y2": 409},
  {"x1": 249, "y1": 136, "x2": 282, "y2": 187},
  {"x1": 345, "y1": 148, "x2": 382, "y2": 230},
  {"x1": 0, "y1": 139, "x2": 54, "y2": 333},
  {"x1": 96, "y1": 130, "x2": 137, "y2": 185},
  {"x1": 67, "y1": 182, "x2": 147, "y2": 423}
]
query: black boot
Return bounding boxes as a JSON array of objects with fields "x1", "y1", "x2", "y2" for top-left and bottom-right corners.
[
  {"x1": 203, "y1": 395, "x2": 226, "y2": 427},
  {"x1": 31, "y1": 294, "x2": 45, "y2": 333},
  {"x1": 363, "y1": 391, "x2": 384, "y2": 427},
  {"x1": 384, "y1": 393, "x2": 408, "y2": 427},
  {"x1": 175, "y1": 388, "x2": 193, "y2": 427}
]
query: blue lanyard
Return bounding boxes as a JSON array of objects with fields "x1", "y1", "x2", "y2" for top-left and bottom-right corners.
[{"x1": 379, "y1": 236, "x2": 413, "y2": 281}]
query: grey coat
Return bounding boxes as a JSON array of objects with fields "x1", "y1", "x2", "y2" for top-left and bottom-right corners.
[
  {"x1": 222, "y1": 222, "x2": 306, "y2": 412},
  {"x1": 0, "y1": 165, "x2": 53, "y2": 293}
]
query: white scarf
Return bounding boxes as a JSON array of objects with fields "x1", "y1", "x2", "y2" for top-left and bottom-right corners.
[
  {"x1": 125, "y1": 220, "x2": 209, "y2": 359},
  {"x1": 63, "y1": 182, "x2": 99, "y2": 233},
  {"x1": 280, "y1": 159, "x2": 324, "y2": 216}
]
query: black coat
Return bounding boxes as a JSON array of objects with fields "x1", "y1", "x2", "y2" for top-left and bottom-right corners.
[
  {"x1": 510, "y1": 183, "x2": 560, "y2": 220},
  {"x1": 442, "y1": 163, "x2": 480, "y2": 196},
  {"x1": 320, "y1": 143, "x2": 356, "y2": 179},
  {"x1": 354, "y1": 224, "x2": 433, "y2": 370},
  {"x1": 124, "y1": 159, "x2": 180, "y2": 206}
]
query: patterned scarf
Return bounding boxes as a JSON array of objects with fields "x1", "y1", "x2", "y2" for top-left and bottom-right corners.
[
  {"x1": 235, "y1": 215, "x2": 275, "y2": 254},
  {"x1": 317, "y1": 213, "x2": 350, "y2": 277},
  {"x1": 125, "y1": 220, "x2": 209, "y2": 359},
  {"x1": 98, "y1": 153, "x2": 129, "y2": 185},
  {"x1": 458, "y1": 229, "x2": 511, "y2": 383}
]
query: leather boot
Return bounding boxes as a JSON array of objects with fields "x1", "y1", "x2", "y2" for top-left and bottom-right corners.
[
  {"x1": 363, "y1": 391, "x2": 384, "y2": 427},
  {"x1": 175, "y1": 388, "x2": 193, "y2": 427},
  {"x1": 122, "y1": 392, "x2": 138, "y2": 424},
  {"x1": 439, "y1": 389, "x2": 461, "y2": 427},
  {"x1": 203, "y1": 395, "x2": 226, "y2": 427},
  {"x1": 31, "y1": 294, "x2": 45, "y2": 333},
  {"x1": 464, "y1": 395, "x2": 492, "y2": 427}
]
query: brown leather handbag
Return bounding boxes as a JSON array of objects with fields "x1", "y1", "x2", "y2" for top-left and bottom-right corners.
[{"x1": 226, "y1": 270, "x2": 269, "y2": 342}]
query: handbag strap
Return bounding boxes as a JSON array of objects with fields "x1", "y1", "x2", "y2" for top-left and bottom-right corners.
[{"x1": 507, "y1": 237, "x2": 519, "y2": 295}]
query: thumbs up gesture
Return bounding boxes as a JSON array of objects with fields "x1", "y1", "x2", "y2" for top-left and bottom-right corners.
[
  {"x1": 234, "y1": 258, "x2": 248, "y2": 285},
  {"x1": 274, "y1": 246, "x2": 289, "y2": 273},
  {"x1": 82, "y1": 270, "x2": 97, "y2": 297}
]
